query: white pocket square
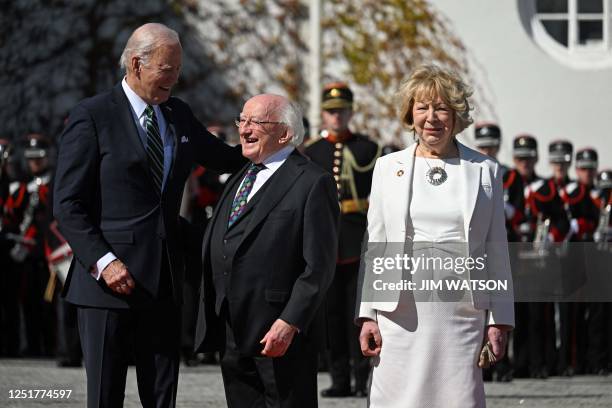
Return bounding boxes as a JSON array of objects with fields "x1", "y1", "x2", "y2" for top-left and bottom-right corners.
[{"x1": 180, "y1": 136, "x2": 189, "y2": 143}]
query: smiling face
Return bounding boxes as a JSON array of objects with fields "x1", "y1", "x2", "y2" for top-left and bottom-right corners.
[
  {"x1": 238, "y1": 95, "x2": 291, "y2": 164},
  {"x1": 412, "y1": 95, "x2": 456, "y2": 151},
  {"x1": 128, "y1": 43, "x2": 182, "y2": 105}
]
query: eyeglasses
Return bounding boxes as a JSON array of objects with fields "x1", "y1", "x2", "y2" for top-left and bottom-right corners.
[{"x1": 234, "y1": 117, "x2": 285, "y2": 129}]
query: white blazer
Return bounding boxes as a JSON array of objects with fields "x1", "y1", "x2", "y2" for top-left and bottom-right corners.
[{"x1": 358, "y1": 141, "x2": 515, "y2": 327}]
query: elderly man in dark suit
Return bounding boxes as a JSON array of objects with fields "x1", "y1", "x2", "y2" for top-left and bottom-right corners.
[
  {"x1": 195, "y1": 94, "x2": 339, "y2": 407},
  {"x1": 53, "y1": 23, "x2": 245, "y2": 408}
]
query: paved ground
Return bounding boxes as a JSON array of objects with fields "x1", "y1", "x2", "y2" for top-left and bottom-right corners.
[{"x1": 1, "y1": 359, "x2": 612, "y2": 407}]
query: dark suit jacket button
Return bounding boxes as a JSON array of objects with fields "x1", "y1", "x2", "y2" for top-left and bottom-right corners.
[
  {"x1": 223, "y1": 239, "x2": 227, "y2": 244},
  {"x1": 222, "y1": 255, "x2": 227, "y2": 260}
]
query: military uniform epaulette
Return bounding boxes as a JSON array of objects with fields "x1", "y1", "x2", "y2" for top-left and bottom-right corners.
[
  {"x1": 9, "y1": 181, "x2": 21, "y2": 196},
  {"x1": 526, "y1": 178, "x2": 556, "y2": 202},
  {"x1": 26, "y1": 172, "x2": 52, "y2": 193},
  {"x1": 560, "y1": 182, "x2": 587, "y2": 206}
]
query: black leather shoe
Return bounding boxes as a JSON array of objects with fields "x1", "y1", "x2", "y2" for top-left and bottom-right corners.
[
  {"x1": 320, "y1": 387, "x2": 353, "y2": 398},
  {"x1": 353, "y1": 389, "x2": 368, "y2": 398},
  {"x1": 57, "y1": 359, "x2": 82, "y2": 368}
]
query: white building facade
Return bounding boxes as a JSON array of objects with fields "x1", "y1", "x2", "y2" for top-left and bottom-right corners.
[{"x1": 430, "y1": 0, "x2": 612, "y2": 176}]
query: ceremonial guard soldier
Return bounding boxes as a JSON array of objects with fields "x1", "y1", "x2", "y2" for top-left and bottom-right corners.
[
  {"x1": 5, "y1": 134, "x2": 56, "y2": 356},
  {"x1": 562, "y1": 149, "x2": 608, "y2": 375},
  {"x1": 549, "y1": 140, "x2": 579, "y2": 376},
  {"x1": 305, "y1": 82, "x2": 381, "y2": 397},
  {"x1": 505, "y1": 135, "x2": 568, "y2": 378},
  {"x1": 0, "y1": 138, "x2": 21, "y2": 356},
  {"x1": 593, "y1": 169, "x2": 612, "y2": 372}
]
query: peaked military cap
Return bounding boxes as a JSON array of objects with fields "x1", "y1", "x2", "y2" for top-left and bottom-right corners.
[
  {"x1": 322, "y1": 82, "x2": 353, "y2": 110},
  {"x1": 575, "y1": 148, "x2": 598, "y2": 169},
  {"x1": 548, "y1": 140, "x2": 573, "y2": 164},
  {"x1": 474, "y1": 122, "x2": 501, "y2": 147},
  {"x1": 513, "y1": 134, "x2": 537, "y2": 158}
]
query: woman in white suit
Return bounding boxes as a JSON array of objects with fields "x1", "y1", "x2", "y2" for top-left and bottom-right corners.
[{"x1": 357, "y1": 65, "x2": 514, "y2": 407}]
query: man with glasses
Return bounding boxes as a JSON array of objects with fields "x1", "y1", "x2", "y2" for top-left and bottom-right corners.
[
  {"x1": 195, "y1": 94, "x2": 338, "y2": 407},
  {"x1": 305, "y1": 82, "x2": 380, "y2": 398}
]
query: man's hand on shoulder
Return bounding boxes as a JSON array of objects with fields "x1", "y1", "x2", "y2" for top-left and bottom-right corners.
[
  {"x1": 101, "y1": 259, "x2": 135, "y2": 295},
  {"x1": 259, "y1": 319, "x2": 298, "y2": 358}
]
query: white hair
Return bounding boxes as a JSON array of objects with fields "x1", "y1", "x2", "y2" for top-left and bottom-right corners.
[
  {"x1": 279, "y1": 100, "x2": 305, "y2": 146},
  {"x1": 119, "y1": 23, "x2": 180, "y2": 72}
]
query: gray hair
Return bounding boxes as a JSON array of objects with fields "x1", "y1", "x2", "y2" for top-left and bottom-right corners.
[
  {"x1": 280, "y1": 100, "x2": 305, "y2": 146},
  {"x1": 119, "y1": 23, "x2": 180, "y2": 72}
]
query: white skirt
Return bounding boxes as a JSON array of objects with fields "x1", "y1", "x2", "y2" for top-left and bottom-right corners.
[{"x1": 369, "y1": 246, "x2": 486, "y2": 408}]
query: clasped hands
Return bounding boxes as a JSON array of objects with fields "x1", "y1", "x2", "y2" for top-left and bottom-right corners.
[{"x1": 101, "y1": 259, "x2": 135, "y2": 295}]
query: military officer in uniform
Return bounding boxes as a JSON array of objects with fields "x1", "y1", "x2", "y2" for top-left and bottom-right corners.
[{"x1": 305, "y1": 82, "x2": 381, "y2": 397}]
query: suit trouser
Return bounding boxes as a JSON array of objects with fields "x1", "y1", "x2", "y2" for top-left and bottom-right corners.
[
  {"x1": 77, "y1": 298, "x2": 180, "y2": 408},
  {"x1": 220, "y1": 317, "x2": 318, "y2": 408},
  {"x1": 326, "y1": 261, "x2": 370, "y2": 390}
]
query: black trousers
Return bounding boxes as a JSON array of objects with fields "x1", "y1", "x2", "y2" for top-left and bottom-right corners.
[
  {"x1": 0, "y1": 250, "x2": 20, "y2": 356},
  {"x1": 56, "y1": 295, "x2": 82, "y2": 363},
  {"x1": 325, "y1": 261, "x2": 369, "y2": 390},
  {"x1": 20, "y1": 257, "x2": 56, "y2": 356},
  {"x1": 513, "y1": 302, "x2": 557, "y2": 376},
  {"x1": 220, "y1": 316, "x2": 318, "y2": 408},
  {"x1": 558, "y1": 302, "x2": 587, "y2": 373},
  {"x1": 77, "y1": 299, "x2": 180, "y2": 408},
  {"x1": 585, "y1": 302, "x2": 608, "y2": 372}
]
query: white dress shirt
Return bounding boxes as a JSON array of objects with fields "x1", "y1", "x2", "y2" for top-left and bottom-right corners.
[{"x1": 242, "y1": 145, "x2": 295, "y2": 202}]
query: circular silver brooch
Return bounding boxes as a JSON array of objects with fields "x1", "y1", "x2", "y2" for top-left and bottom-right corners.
[{"x1": 426, "y1": 167, "x2": 448, "y2": 186}]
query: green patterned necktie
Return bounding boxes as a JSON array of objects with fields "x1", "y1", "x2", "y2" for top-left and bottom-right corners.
[
  {"x1": 228, "y1": 163, "x2": 265, "y2": 227},
  {"x1": 145, "y1": 105, "x2": 164, "y2": 193}
]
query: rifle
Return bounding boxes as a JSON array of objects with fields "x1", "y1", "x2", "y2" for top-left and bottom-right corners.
[{"x1": 594, "y1": 202, "x2": 611, "y2": 250}]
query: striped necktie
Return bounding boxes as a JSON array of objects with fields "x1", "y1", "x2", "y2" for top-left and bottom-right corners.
[
  {"x1": 145, "y1": 105, "x2": 164, "y2": 193},
  {"x1": 228, "y1": 163, "x2": 265, "y2": 227}
]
